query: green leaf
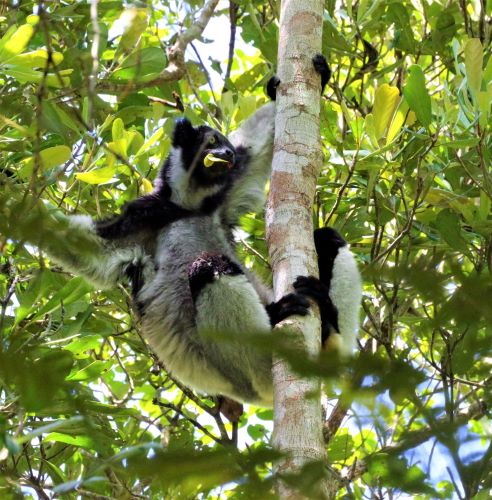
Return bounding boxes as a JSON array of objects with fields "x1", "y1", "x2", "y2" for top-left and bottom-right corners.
[
  {"x1": 19, "y1": 145, "x2": 72, "y2": 178},
  {"x1": 386, "y1": 4, "x2": 415, "y2": 52},
  {"x1": 76, "y1": 165, "x2": 117, "y2": 184},
  {"x1": 112, "y1": 47, "x2": 166, "y2": 82},
  {"x1": 386, "y1": 98, "x2": 406, "y2": 144},
  {"x1": 403, "y1": 65, "x2": 432, "y2": 128},
  {"x1": 464, "y1": 38, "x2": 483, "y2": 94},
  {"x1": 29, "y1": 276, "x2": 92, "y2": 321},
  {"x1": 364, "y1": 113, "x2": 379, "y2": 148},
  {"x1": 434, "y1": 209, "x2": 469, "y2": 254},
  {"x1": 135, "y1": 127, "x2": 164, "y2": 157},
  {"x1": 67, "y1": 360, "x2": 111, "y2": 381},
  {"x1": 3, "y1": 65, "x2": 72, "y2": 87},
  {"x1": 115, "y1": 8, "x2": 148, "y2": 55},
  {"x1": 327, "y1": 431, "x2": 355, "y2": 462},
  {"x1": 0, "y1": 24, "x2": 34, "y2": 63},
  {"x1": 45, "y1": 432, "x2": 98, "y2": 450},
  {"x1": 8, "y1": 49, "x2": 64, "y2": 68},
  {"x1": 17, "y1": 416, "x2": 84, "y2": 444}
]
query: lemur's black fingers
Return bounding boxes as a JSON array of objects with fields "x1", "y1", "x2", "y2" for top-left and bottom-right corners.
[
  {"x1": 266, "y1": 75, "x2": 280, "y2": 101},
  {"x1": 312, "y1": 54, "x2": 331, "y2": 93},
  {"x1": 266, "y1": 292, "x2": 310, "y2": 326},
  {"x1": 293, "y1": 275, "x2": 330, "y2": 302},
  {"x1": 188, "y1": 253, "x2": 242, "y2": 302}
]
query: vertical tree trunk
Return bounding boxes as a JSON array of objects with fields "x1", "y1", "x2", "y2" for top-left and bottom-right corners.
[{"x1": 265, "y1": 0, "x2": 333, "y2": 498}]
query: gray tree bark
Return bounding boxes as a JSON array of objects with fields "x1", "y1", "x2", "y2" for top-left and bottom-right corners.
[{"x1": 266, "y1": 0, "x2": 335, "y2": 498}]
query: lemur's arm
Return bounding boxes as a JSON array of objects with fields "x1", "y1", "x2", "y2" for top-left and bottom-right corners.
[
  {"x1": 222, "y1": 55, "x2": 330, "y2": 227},
  {"x1": 95, "y1": 194, "x2": 190, "y2": 240},
  {"x1": 42, "y1": 213, "x2": 145, "y2": 289},
  {"x1": 52, "y1": 215, "x2": 147, "y2": 289},
  {"x1": 222, "y1": 100, "x2": 276, "y2": 226},
  {"x1": 0, "y1": 189, "x2": 142, "y2": 289}
]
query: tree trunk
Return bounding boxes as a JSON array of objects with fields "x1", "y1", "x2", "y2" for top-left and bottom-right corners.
[{"x1": 266, "y1": 0, "x2": 333, "y2": 498}]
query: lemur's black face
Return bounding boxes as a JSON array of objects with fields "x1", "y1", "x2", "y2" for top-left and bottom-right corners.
[{"x1": 172, "y1": 118, "x2": 236, "y2": 186}]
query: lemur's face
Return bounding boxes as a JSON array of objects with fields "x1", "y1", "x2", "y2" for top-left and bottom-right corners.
[{"x1": 172, "y1": 118, "x2": 236, "y2": 186}]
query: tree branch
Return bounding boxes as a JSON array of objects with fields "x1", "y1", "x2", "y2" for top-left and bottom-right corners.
[{"x1": 97, "y1": 0, "x2": 220, "y2": 93}]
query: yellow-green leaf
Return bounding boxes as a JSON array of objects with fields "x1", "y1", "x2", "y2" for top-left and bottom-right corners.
[
  {"x1": 116, "y1": 8, "x2": 148, "y2": 55},
  {"x1": 204, "y1": 154, "x2": 229, "y2": 167},
  {"x1": 464, "y1": 38, "x2": 483, "y2": 94},
  {"x1": 135, "y1": 127, "x2": 164, "y2": 157},
  {"x1": 141, "y1": 177, "x2": 154, "y2": 194},
  {"x1": 364, "y1": 113, "x2": 379, "y2": 149},
  {"x1": 9, "y1": 49, "x2": 64, "y2": 68},
  {"x1": 386, "y1": 98, "x2": 412, "y2": 145},
  {"x1": 26, "y1": 14, "x2": 39, "y2": 26},
  {"x1": 20, "y1": 145, "x2": 71, "y2": 178},
  {"x1": 76, "y1": 165, "x2": 117, "y2": 185},
  {"x1": 107, "y1": 139, "x2": 128, "y2": 158},
  {"x1": 373, "y1": 84, "x2": 400, "y2": 140},
  {"x1": 112, "y1": 117, "x2": 125, "y2": 141},
  {"x1": 0, "y1": 24, "x2": 34, "y2": 63},
  {"x1": 403, "y1": 65, "x2": 432, "y2": 128}
]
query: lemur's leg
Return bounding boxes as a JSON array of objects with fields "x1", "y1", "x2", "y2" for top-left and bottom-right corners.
[
  {"x1": 293, "y1": 227, "x2": 362, "y2": 355},
  {"x1": 265, "y1": 293, "x2": 310, "y2": 326},
  {"x1": 188, "y1": 253, "x2": 310, "y2": 405}
]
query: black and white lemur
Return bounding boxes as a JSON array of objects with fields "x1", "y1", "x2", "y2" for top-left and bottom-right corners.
[{"x1": 42, "y1": 55, "x2": 361, "y2": 406}]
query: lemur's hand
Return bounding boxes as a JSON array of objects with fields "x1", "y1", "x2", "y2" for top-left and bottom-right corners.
[{"x1": 266, "y1": 55, "x2": 331, "y2": 102}]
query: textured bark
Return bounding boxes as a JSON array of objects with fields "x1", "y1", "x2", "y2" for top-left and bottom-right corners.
[{"x1": 265, "y1": 0, "x2": 334, "y2": 498}]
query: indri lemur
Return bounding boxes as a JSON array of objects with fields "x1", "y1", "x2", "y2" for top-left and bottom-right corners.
[{"x1": 45, "y1": 55, "x2": 361, "y2": 406}]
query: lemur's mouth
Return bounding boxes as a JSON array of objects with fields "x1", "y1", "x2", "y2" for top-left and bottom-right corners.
[{"x1": 203, "y1": 153, "x2": 233, "y2": 169}]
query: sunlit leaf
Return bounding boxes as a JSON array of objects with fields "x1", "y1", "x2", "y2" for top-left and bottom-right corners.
[
  {"x1": 403, "y1": 64, "x2": 432, "y2": 127},
  {"x1": 372, "y1": 84, "x2": 400, "y2": 140},
  {"x1": 76, "y1": 165, "x2": 117, "y2": 184},
  {"x1": 464, "y1": 38, "x2": 483, "y2": 94},
  {"x1": 0, "y1": 24, "x2": 34, "y2": 63},
  {"x1": 19, "y1": 145, "x2": 72, "y2": 178}
]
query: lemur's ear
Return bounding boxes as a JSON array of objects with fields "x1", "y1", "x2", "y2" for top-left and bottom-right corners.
[{"x1": 173, "y1": 118, "x2": 197, "y2": 147}]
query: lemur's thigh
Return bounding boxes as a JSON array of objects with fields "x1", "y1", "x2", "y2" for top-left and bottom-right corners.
[
  {"x1": 188, "y1": 253, "x2": 273, "y2": 403},
  {"x1": 188, "y1": 253, "x2": 271, "y2": 336}
]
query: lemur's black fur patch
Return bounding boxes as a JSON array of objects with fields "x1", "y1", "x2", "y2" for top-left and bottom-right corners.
[
  {"x1": 293, "y1": 276, "x2": 339, "y2": 344},
  {"x1": 96, "y1": 194, "x2": 190, "y2": 239},
  {"x1": 312, "y1": 54, "x2": 331, "y2": 92},
  {"x1": 188, "y1": 253, "x2": 243, "y2": 303},
  {"x1": 288, "y1": 228, "x2": 347, "y2": 343},
  {"x1": 125, "y1": 261, "x2": 145, "y2": 300},
  {"x1": 265, "y1": 293, "x2": 310, "y2": 327},
  {"x1": 314, "y1": 227, "x2": 346, "y2": 289}
]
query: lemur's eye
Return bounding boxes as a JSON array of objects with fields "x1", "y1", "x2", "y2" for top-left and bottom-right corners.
[{"x1": 208, "y1": 136, "x2": 216, "y2": 145}]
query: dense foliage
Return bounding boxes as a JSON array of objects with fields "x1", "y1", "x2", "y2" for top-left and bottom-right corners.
[{"x1": 0, "y1": 0, "x2": 490, "y2": 498}]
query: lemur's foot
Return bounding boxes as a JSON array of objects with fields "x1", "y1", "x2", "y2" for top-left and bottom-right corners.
[
  {"x1": 293, "y1": 275, "x2": 331, "y2": 303},
  {"x1": 266, "y1": 292, "x2": 310, "y2": 326},
  {"x1": 312, "y1": 54, "x2": 331, "y2": 93},
  {"x1": 293, "y1": 275, "x2": 340, "y2": 342},
  {"x1": 266, "y1": 75, "x2": 281, "y2": 101}
]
